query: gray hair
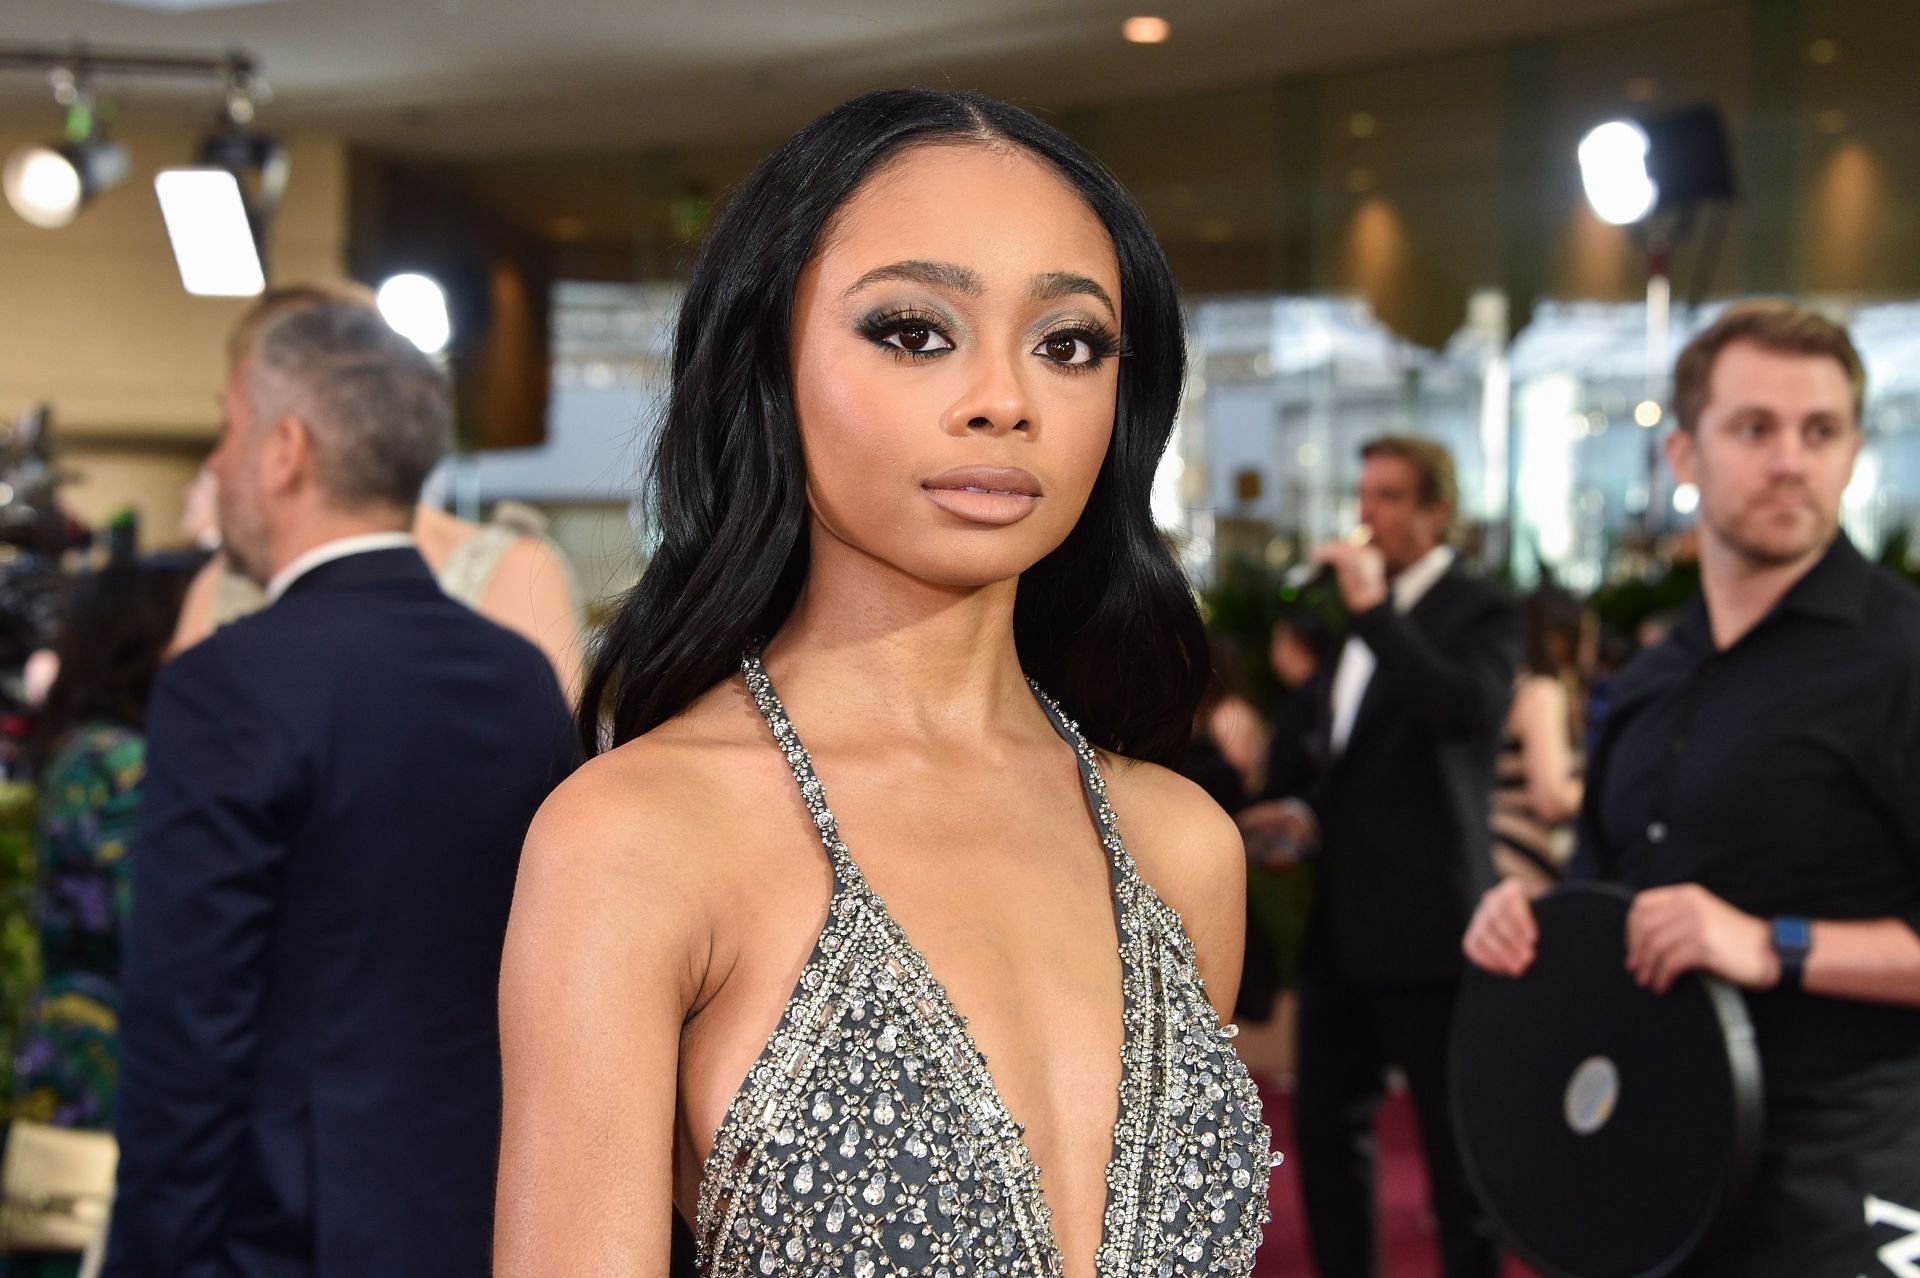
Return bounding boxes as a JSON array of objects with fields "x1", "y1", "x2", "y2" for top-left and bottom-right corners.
[{"x1": 243, "y1": 300, "x2": 452, "y2": 511}]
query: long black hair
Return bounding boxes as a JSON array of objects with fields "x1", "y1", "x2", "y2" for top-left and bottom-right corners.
[
  {"x1": 29, "y1": 560, "x2": 195, "y2": 773},
  {"x1": 582, "y1": 88, "x2": 1207, "y2": 765}
]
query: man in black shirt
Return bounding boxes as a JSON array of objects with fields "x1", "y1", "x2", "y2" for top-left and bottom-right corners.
[{"x1": 1466, "y1": 301, "x2": 1920, "y2": 1276}]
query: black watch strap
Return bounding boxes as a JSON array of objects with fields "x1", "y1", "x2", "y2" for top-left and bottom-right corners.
[{"x1": 1771, "y1": 916, "x2": 1812, "y2": 992}]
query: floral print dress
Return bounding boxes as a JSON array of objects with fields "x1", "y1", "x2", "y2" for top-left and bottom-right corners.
[{"x1": 11, "y1": 724, "x2": 144, "y2": 1131}]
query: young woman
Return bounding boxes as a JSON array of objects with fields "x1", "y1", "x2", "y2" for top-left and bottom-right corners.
[
  {"x1": 8, "y1": 562, "x2": 192, "y2": 1278},
  {"x1": 1488, "y1": 585, "x2": 1589, "y2": 890},
  {"x1": 495, "y1": 90, "x2": 1276, "y2": 1278}
]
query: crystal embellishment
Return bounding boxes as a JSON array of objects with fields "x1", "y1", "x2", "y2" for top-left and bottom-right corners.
[{"x1": 692, "y1": 653, "x2": 1276, "y2": 1276}]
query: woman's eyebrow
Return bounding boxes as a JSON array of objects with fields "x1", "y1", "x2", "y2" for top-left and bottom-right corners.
[
  {"x1": 1030, "y1": 271, "x2": 1115, "y2": 320},
  {"x1": 843, "y1": 259, "x2": 983, "y2": 298}
]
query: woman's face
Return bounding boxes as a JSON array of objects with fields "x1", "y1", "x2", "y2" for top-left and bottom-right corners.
[{"x1": 789, "y1": 142, "x2": 1123, "y2": 590}]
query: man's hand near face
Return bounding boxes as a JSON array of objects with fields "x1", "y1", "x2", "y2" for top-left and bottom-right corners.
[{"x1": 1312, "y1": 538, "x2": 1389, "y2": 614}]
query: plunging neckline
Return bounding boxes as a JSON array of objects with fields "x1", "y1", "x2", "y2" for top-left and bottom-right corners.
[{"x1": 699, "y1": 654, "x2": 1144, "y2": 1277}]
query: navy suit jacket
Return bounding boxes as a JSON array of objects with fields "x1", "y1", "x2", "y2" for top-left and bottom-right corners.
[{"x1": 104, "y1": 547, "x2": 579, "y2": 1278}]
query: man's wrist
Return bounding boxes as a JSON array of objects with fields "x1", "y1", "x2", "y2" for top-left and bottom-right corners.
[{"x1": 1769, "y1": 915, "x2": 1813, "y2": 992}]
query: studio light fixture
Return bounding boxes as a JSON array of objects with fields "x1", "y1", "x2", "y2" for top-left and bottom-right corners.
[
  {"x1": 1577, "y1": 120, "x2": 1657, "y2": 226},
  {"x1": 1578, "y1": 103, "x2": 1738, "y2": 531},
  {"x1": 1577, "y1": 104, "x2": 1736, "y2": 230},
  {"x1": 155, "y1": 168, "x2": 263, "y2": 296},
  {"x1": 1, "y1": 44, "x2": 281, "y2": 296},
  {"x1": 2, "y1": 70, "x2": 128, "y2": 229},
  {"x1": 376, "y1": 273, "x2": 453, "y2": 355},
  {"x1": 156, "y1": 68, "x2": 287, "y2": 296}
]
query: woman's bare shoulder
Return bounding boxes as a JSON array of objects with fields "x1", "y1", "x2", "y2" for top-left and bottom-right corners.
[
  {"x1": 524, "y1": 680, "x2": 772, "y2": 892},
  {"x1": 1098, "y1": 752, "x2": 1247, "y2": 1008},
  {"x1": 1098, "y1": 754, "x2": 1243, "y2": 904},
  {"x1": 1509, "y1": 673, "x2": 1569, "y2": 727}
]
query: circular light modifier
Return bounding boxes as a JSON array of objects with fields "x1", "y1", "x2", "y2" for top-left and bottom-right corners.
[
  {"x1": 4, "y1": 145, "x2": 84, "y2": 229},
  {"x1": 377, "y1": 272, "x2": 452, "y2": 355},
  {"x1": 1122, "y1": 15, "x2": 1171, "y2": 43},
  {"x1": 1578, "y1": 120, "x2": 1658, "y2": 226}
]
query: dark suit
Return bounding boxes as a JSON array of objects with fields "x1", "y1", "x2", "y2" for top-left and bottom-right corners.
[
  {"x1": 105, "y1": 547, "x2": 578, "y2": 1278},
  {"x1": 1292, "y1": 562, "x2": 1519, "y2": 1278}
]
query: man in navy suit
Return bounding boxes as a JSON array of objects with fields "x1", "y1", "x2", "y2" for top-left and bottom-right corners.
[{"x1": 104, "y1": 300, "x2": 578, "y2": 1276}]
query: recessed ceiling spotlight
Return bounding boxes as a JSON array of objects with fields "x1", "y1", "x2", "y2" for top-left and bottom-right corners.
[
  {"x1": 1808, "y1": 38, "x2": 1838, "y2": 64},
  {"x1": 1348, "y1": 112, "x2": 1376, "y2": 138},
  {"x1": 1122, "y1": 16, "x2": 1171, "y2": 44}
]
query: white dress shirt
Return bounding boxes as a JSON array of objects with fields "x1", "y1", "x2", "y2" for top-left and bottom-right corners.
[
  {"x1": 264, "y1": 532, "x2": 418, "y2": 604},
  {"x1": 1328, "y1": 543, "x2": 1456, "y2": 754}
]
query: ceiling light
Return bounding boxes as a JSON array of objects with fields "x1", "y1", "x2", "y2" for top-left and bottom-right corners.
[
  {"x1": 377, "y1": 273, "x2": 452, "y2": 355},
  {"x1": 155, "y1": 168, "x2": 265, "y2": 296},
  {"x1": 155, "y1": 70, "x2": 287, "y2": 295},
  {"x1": 1122, "y1": 16, "x2": 1171, "y2": 44},
  {"x1": 1578, "y1": 120, "x2": 1658, "y2": 225},
  {"x1": 3, "y1": 89, "x2": 129, "y2": 229},
  {"x1": 1348, "y1": 112, "x2": 1376, "y2": 138}
]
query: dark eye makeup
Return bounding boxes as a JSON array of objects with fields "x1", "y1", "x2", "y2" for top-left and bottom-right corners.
[{"x1": 854, "y1": 307, "x2": 1125, "y2": 372}]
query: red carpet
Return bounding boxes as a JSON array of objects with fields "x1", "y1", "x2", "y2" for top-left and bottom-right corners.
[{"x1": 1253, "y1": 1078, "x2": 1537, "y2": 1278}]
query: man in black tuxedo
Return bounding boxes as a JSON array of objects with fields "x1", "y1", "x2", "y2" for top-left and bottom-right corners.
[
  {"x1": 104, "y1": 300, "x2": 578, "y2": 1276},
  {"x1": 1245, "y1": 436, "x2": 1519, "y2": 1277}
]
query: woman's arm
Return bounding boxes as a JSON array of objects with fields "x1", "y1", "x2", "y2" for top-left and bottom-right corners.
[
  {"x1": 494, "y1": 758, "x2": 705, "y2": 1275},
  {"x1": 480, "y1": 538, "x2": 587, "y2": 706},
  {"x1": 1512, "y1": 676, "x2": 1583, "y2": 825}
]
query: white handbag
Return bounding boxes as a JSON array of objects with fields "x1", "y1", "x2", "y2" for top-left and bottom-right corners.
[{"x1": 0, "y1": 1119, "x2": 118, "y2": 1253}]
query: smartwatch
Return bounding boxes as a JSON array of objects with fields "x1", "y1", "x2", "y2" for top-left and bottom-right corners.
[{"x1": 1770, "y1": 916, "x2": 1812, "y2": 992}]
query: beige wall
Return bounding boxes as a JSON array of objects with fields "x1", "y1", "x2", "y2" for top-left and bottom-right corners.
[
  {"x1": 57, "y1": 445, "x2": 205, "y2": 552},
  {"x1": 0, "y1": 121, "x2": 349, "y2": 545}
]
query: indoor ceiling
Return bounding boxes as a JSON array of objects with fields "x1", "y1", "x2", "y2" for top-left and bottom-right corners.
[{"x1": 2, "y1": 0, "x2": 1721, "y2": 157}]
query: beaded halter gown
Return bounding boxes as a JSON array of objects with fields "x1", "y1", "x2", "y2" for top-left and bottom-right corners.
[{"x1": 695, "y1": 655, "x2": 1277, "y2": 1277}]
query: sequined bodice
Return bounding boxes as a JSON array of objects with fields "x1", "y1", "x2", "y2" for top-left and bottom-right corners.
[{"x1": 695, "y1": 655, "x2": 1276, "y2": 1277}]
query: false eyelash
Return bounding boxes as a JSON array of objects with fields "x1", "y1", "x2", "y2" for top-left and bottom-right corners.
[
  {"x1": 855, "y1": 308, "x2": 952, "y2": 359},
  {"x1": 1042, "y1": 322, "x2": 1125, "y2": 362}
]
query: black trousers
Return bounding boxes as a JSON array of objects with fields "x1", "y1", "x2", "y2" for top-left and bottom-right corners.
[
  {"x1": 1293, "y1": 958, "x2": 1502, "y2": 1278},
  {"x1": 1682, "y1": 1056, "x2": 1920, "y2": 1278}
]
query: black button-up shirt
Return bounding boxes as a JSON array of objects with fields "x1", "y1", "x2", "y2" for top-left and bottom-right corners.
[{"x1": 1573, "y1": 535, "x2": 1920, "y2": 1092}]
